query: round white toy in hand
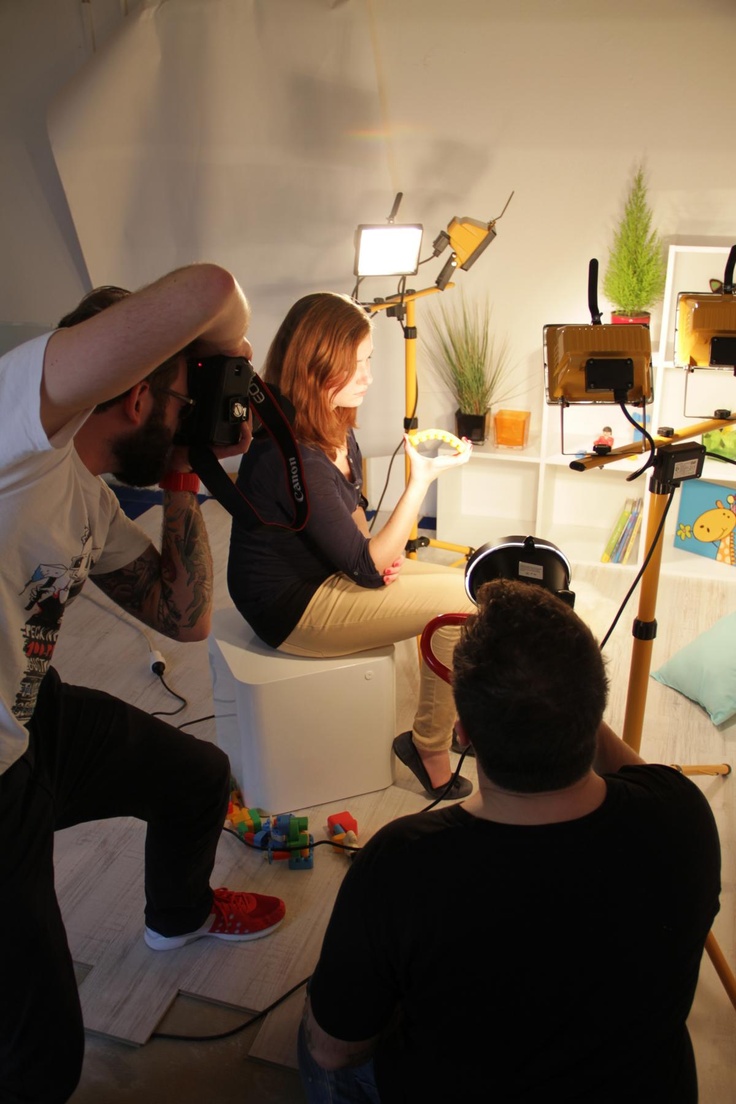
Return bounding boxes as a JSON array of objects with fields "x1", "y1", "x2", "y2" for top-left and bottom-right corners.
[{"x1": 408, "y1": 428, "x2": 470, "y2": 453}]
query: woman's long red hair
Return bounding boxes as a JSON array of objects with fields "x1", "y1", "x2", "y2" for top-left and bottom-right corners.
[{"x1": 262, "y1": 292, "x2": 372, "y2": 457}]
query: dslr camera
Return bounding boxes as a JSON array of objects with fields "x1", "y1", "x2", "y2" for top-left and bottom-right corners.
[{"x1": 174, "y1": 354, "x2": 255, "y2": 447}]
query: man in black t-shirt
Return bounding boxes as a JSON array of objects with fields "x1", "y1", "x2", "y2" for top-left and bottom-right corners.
[{"x1": 299, "y1": 579, "x2": 721, "y2": 1103}]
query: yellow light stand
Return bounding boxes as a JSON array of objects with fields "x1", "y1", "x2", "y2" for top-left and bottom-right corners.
[
  {"x1": 573, "y1": 416, "x2": 736, "y2": 1010},
  {"x1": 368, "y1": 287, "x2": 473, "y2": 564}
]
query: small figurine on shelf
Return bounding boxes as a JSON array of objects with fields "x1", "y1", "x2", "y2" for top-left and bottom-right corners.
[{"x1": 593, "y1": 426, "x2": 614, "y2": 455}]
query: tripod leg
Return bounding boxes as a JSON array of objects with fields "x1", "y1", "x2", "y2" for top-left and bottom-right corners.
[
  {"x1": 672, "y1": 763, "x2": 732, "y2": 777},
  {"x1": 620, "y1": 485, "x2": 736, "y2": 1012},
  {"x1": 622, "y1": 487, "x2": 669, "y2": 753},
  {"x1": 705, "y1": 931, "x2": 736, "y2": 1011}
]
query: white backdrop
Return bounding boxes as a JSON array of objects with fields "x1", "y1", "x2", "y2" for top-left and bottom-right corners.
[{"x1": 2, "y1": 0, "x2": 736, "y2": 470}]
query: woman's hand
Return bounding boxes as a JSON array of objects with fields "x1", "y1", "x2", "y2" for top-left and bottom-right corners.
[
  {"x1": 382, "y1": 555, "x2": 405, "y2": 585},
  {"x1": 368, "y1": 437, "x2": 472, "y2": 575},
  {"x1": 404, "y1": 433, "x2": 473, "y2": 487}
]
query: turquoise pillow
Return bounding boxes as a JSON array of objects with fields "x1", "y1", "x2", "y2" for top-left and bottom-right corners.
[{"x1": 651, "y1": 612, "x2": 736, "y2": 726}]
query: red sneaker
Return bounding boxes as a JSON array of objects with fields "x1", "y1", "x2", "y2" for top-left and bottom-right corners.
[{"x1": 144, "y1": 887, "x2": 285, "y2": 950}]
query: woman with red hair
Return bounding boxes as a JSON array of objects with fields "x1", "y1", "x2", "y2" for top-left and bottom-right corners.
[{"x1": 228, "y1": 292, "x2": 474, "y2": 799}]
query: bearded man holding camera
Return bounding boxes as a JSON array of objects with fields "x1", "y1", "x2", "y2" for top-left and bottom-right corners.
[{"x1": 0, "y1": 265, "x2": 286, "y2": 1104}]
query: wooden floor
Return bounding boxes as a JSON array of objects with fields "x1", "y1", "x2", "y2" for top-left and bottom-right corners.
[{"x1": 52, "y1": 500, "x2": 736, "y2": 1101}]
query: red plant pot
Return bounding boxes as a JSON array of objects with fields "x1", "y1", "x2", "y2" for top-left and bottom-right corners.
[{"x1": 611, "y1": 311, "x2": 650, "y2": 326}]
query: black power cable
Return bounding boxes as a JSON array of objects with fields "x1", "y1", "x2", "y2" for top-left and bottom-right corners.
[{"x1": 151, "y1": 975, "x2": 310, "y2": 1043}]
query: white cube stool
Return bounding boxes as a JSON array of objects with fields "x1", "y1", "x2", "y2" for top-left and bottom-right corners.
[{"x1": 208, "y1": 607, "x2": 396, "y2": 812}]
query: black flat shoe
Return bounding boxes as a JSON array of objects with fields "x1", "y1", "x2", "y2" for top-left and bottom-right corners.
[
  {"x1": 451, "y1": 730, "x2": 475, "y2": 758},
  {"x1": 392, "y1": 731, "x2": 473, "y2": 801}
]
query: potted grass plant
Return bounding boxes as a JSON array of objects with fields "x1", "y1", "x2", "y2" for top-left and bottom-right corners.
[
  {"x1": 424, "y1": 294, "x2": 528, "y2": 444},
  {"x1": 603, "y1": 165, "x2": 666, "y2": 324}
]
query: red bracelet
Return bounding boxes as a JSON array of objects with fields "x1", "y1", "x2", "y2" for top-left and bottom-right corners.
[{"x1": 158, "y1": 471, "x2": 200, "y2": 493}]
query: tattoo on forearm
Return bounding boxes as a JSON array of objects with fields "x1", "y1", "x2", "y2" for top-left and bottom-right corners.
[
  {"x1": 92, "y1": 544, "x2": 166, "y2": 624},
  {"x1": 160, "y1": 495, "x2": 213, "y2": 631},
  {"x1": 91, "y1": 496, "x2": 212, "y2": 639}
]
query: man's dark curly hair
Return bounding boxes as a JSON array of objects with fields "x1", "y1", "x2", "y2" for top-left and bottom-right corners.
[
  {"x1": 452, "y1": 578, "x2": 608, "y2": 793},
  {"x1": 57, "y1": 285, "x2": 181, "y2": 412}
]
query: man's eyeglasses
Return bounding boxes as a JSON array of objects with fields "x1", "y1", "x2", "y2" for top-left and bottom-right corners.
[{"x1": 156, "y1": 387, "x2": 196, "y2": 411}]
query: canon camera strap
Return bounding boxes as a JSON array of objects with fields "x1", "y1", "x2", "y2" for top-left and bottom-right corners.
[{"x1": 187, "y1": 371, "x2": 309, "y2": 531}]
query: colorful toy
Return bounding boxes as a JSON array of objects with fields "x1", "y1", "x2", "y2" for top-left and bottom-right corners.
[
  {"x1": 408, "y1": 428, "x2": 470, "y2": 454},
  {"x1": 327, "y1": 811, "x2": 359, "y2": 858},
  {"x1": 268, "y1": 813, "x2": 312, "y2": 868},
  {"x1": 225, "y1": 791, "x2": 363, "y2": 869},
  {"x1": 225, "y1": 782, "x2": 265, "y2": 839}
]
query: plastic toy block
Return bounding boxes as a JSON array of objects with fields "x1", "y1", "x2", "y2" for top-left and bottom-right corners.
[
  {"x1": 271, "y1": 813, "x2": 309, "y2": 848},
  {"x1": 288, "y1": 834, "x2": 314, "y2": 869},
  {"x1": 244, "y1": 812, "x2": 316, "y2": 870},
  {"x1": 247, "y1": 808, "x2": 263, "y2": 832},
  {"x1": 289, "y1": 851, "x2": 314, "y2": 870},
  {"x1": 268, "y1": 850, "x2": 291, "y2": 863},
  {"x1": 327, "y1": 811, "x2": 358, "y2": 836}
]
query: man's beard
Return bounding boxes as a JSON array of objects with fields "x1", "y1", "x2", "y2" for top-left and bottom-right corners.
[{"x1": 112, "y1": 405, "x2": 175, "y2": 487}]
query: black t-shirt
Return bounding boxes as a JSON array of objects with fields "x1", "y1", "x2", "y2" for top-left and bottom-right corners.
[
  {"x1": 309, "y1": 765, "x2": 721, "y2": 1103},
  {"x1": 227, "y1": 430, "x2": 382, "y2": 646}
]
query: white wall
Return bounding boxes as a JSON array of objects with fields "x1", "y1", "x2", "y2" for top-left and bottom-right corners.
[{"x1": 1, "y1": 0, "x2": 735, "y2": 493}]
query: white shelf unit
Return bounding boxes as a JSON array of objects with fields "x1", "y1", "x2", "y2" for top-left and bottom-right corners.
[
  {"x1": 436, "y1": 242, "x2": 736, "y2": 578},
  {"x1": 437, "y1": 408, "x2": 655, "y2": 567},
  {"x1": 441, "y1": 357, "x2": 732, "y2": 578},
  {"x1": 436, "y1": 434, "x2": 541, "y2": 551},
  {"x1": 437, "y1": 382, "x2": 736, "y2": 577}
]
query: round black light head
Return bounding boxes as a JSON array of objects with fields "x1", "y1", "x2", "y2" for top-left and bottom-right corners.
[{"x1": 465, "y1": 535, "x2": 574, "y2": 608}]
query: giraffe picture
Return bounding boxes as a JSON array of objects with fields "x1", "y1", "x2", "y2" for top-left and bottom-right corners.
[{"x1": 675, "y1": 479, "x2": 736, "y2": 567}]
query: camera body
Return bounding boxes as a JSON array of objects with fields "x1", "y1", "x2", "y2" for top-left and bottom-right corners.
[{"x1": 175, "y1": 355, "x2": 255, "y2": 447}]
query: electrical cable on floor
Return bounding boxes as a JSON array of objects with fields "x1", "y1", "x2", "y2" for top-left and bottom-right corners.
[
  {"x1": 150, "y1": 667, "x2": 188, "y2": 717},
  {"x1": 177, "y1": 713, "x2": 216, "y2": 730},
  {"x1": 151, "y1": 824, "x2": 363, "y2": 1043},
  {"x1": 418, "y1": 748, "x2": 471, "y2": 813},
  {"x1": 222, "y1": 825, "x2": 360, "y2": 857},
  {"x1": 150, "y1": 975, "x2": 311, "y2": 1043},
  {"x1": 81, "y1": 587, "x2": 185, "y2": 714}
]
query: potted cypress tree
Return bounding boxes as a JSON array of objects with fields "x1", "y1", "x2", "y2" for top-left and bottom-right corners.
[
  {"x1": 603, "y1": 165, "x2": 666, "y2": 324},
  {"x1": 424, "y1": 295, "x2": 527, "y2": 444}
]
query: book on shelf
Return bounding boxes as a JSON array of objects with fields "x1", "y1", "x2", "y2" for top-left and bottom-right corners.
[
  {"x1": 601, "y1": 498, "x2": 635, "y2": 563},
  {"x1": 614, "y1": 497, "x2": 643, "y2": 564}
]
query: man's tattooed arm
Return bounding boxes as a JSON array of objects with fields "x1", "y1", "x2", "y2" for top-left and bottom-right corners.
[{"x1": 91, "y1": 491, "x2": 213, "y2": 642}]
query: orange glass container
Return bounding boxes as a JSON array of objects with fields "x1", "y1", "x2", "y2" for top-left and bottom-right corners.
[{"x1": 493, "y1": 408, "x2": 530, "y2": 449}]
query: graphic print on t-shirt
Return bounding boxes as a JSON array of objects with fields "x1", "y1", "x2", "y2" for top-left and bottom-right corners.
[{"x1": 13, "y1": 524, "x2": 99, "y2": 723}]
